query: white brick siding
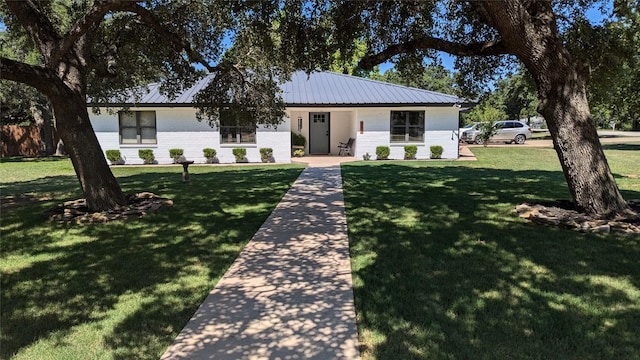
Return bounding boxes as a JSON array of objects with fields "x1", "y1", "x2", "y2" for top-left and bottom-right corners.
[
  {"x1": 353, "y1": 107, "x2": 459, "y2": 160},
  {"x1": 91, "y1": 105, "x2": 458, "y2": 164},
  {"x1": 92, "y1": 107, "x2": 291, "y2": 164}
]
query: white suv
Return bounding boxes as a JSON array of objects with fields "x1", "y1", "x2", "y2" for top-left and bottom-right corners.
[{"x1": 460, "y1": 120, "x2": 532, "y2": 144}]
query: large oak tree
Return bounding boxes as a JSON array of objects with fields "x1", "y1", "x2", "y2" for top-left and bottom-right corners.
[
  {"x1": 1, "y1": 0, "x2": 636, "y2": 218},
  {"x1": 316, "y1": 0, "x2": 635, "y2": 217},
  {"x1": 0, "y1": 0, "x2": 288, "y2": 211}
]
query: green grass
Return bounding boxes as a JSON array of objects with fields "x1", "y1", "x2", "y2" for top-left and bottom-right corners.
[
  {"x1": 342, "y1": 145, "x2": 640, "y2": 360},
  {"x1": 0, "y1": 159, "x2": 304, "y2": 359},
  {"x1": 3, "y1": 145, "x2": 639, "y2": 360}
]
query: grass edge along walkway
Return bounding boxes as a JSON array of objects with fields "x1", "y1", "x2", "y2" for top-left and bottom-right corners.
[
  {"x1": 1, "y1": 163, "x2": 305, "y2": 360},
  {"x1": 341, "y1": 148, "x2": 640, "y2": 360},
  {"x1": 161, "y1": 166, "x2": 360, "y2": 359}
]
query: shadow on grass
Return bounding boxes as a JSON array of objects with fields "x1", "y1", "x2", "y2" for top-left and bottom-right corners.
[
  {"x1": 1, "y1": 167, "x2": 303, "y2": 359},
  {"x1": 0, "y1": 156, "x2": 70, "y2": 163},
  {"x1": 601, "y1": 143, "x2": 640, "y2": 151},
  {"x1": 342, "y1": 163, "x2": 640, "y2": 360},
  {"x1": 1, "y1": 174, "x2": 78, "y2": 193}
]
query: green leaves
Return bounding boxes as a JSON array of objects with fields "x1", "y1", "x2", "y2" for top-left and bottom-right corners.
[
  {"x1": 192, "y1": 66, "x2": 286, "y2": 128},
  {"x1": 465, "y1": 103, "x2": 506, "y2": 124},
  {"x1": 475, "y1": 121, "x2": 499, "y2": 146},
  {"x1": 584, "y1": 0, "x2": 640, "y2": 129},
  {"x1": 370, "y1": 65, "x2": 458, "y2": 95}
]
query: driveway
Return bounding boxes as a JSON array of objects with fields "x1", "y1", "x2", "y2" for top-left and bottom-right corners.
[{"x1": 467, "y1": 130, "x2": 640, "y2": 148}]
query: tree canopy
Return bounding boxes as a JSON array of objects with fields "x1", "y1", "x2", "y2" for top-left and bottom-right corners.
[
  {"x1": 1, "y1": 0, "x2": 636, "y2": 217},
  {"x1": 0, "y1": 0, "x2": 302, "y2": 210},
  {"x1": 584, "y1": 1, "x2": 640, "y2": 130},
  {"x1": 295, "y1": 0, "x2": 636, "y2": 216},
  {"x1": 369, "y1": 66, "x2": 459, "y2": 96}
]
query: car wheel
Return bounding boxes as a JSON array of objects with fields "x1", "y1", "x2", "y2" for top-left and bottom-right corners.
[
  {"x1": 474, "y1": 137, "x2": 484, "y2": 145},
  {"x1": 514, "y1": 134, "x2": 526, "y2": 144}
]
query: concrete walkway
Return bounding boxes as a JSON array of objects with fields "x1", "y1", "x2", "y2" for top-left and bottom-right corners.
[{"x1": 161, "y1": 166, "x2": 360, "y2": 360}]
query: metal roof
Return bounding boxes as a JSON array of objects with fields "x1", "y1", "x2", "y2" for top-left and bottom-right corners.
[
  {"x1": 102, "y1": 71, "x2": 467, "y2": 107},
  {"x1": 283, "y1": 71, "x2": 465, "y2": 106}
]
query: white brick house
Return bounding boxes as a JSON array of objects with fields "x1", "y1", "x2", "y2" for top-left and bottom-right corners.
[{"x1": 89, "y1": 71, "x2": 470, "y2": 164}]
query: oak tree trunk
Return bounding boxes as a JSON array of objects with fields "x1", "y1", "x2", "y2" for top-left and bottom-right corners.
[
  {"x1": 535, "y1": 68, "x2": 630, "y2": 216},
  {"x1": 476, "y1": 2, "x2": 631, "y2": 218},
  {"x1": 2, "y1": 1, "x2": 131, "y2": 212},
  {"x1": 49, "y1": 85, "x2": 127, "y2": 211}
]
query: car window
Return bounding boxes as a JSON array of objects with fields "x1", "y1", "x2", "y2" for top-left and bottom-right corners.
[
  {"x1": 503, "y1": 122, "x2": 515, "y2": 128},
  {"x1": 515, "y1": 122, "x2": 524, "y2": 128}
]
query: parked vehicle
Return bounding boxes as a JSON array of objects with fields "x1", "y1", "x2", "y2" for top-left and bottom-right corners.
[
  {"x1": 459, "y1": 123, "x2": 479, "y2": 143},
  {"x1": 460, "y1": 120, "x2": 532, "y2": 144}
]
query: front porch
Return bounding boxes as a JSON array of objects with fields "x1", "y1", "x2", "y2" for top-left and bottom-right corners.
[
  {"x1": 286, "y1": 106, "x2": 461, "y2": 161},
  {"x1": 288, "y1": 109, "x2": 358, "y2": 156}
]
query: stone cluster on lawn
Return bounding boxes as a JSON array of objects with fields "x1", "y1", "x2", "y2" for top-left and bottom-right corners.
[
  {"x1": 48, "y1": 192, "x2": 173, "y2": 224},
  {"x1": 516, "y1": 200, "x2": 640, "y2": 235}
]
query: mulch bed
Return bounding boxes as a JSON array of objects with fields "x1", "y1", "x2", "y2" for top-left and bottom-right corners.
[
  {"x1": 516, "y1": 200, "x2": 640, "y2": 235},
  {"x1": 47, "y1": 192, "x2": 173, "y2": 224}
]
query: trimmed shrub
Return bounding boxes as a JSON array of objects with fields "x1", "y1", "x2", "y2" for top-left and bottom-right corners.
[
  {"x1": 138, "y1": 149, "x2": 156, "y2": 164},
  {"x1": 291, "y1": 132, "x2": 306, "y2": 147},
  {"x1": 203, "y1": 148, "x2": 217, "y2": 158},
  {"x1": 105, "y1": 150, "x2": 124, "y2": 165},
  {"x1": 232, "y1": 148, "x2": 247, "y2": 162},
  {"x1": 259, "y1": 148, "x2": 274, "y2": 163},
  {"x1": 203, "y1": 148, "x2": 218, "y2": 163},
  {"x1": 430, "y1": 145, "x2": 444, "y2": 159},
  {"x1": 376, "y1": 146, "x2": 390, "y2": 160},
  {"x1": 404, "y1": 145, "x2": 418, "y2": 160},
  {"x1": 169, "y1": 148, "x2": 184, "y2": 163},
  {"x1": 293, "y1": 149, "x2": 305, "y2": 157}
]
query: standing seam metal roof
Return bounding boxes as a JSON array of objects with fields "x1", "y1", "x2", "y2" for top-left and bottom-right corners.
[
  {"x1": 108, "y1": 71, "x2": 466, "y2": 106},
  {"x1": 284, "y1": 71, "x2": 465, "y2": 105}
]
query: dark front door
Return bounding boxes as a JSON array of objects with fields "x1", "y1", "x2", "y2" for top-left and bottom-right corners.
[{"x1": 309, "y1": 112, "x2": 330, "y2": 154}]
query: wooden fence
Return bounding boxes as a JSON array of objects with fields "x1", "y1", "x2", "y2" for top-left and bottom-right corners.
[{"x1": 1, "y1": 125, "x2": 44, "y2": 157}]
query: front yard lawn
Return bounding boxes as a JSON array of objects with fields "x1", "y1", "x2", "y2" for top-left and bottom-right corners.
[
  {"x1": 0, "y1": 160, "x2": 303, "y2": 359},
  {"x1": 342, "y1": 145, "x2": 640, "y2": 359}
]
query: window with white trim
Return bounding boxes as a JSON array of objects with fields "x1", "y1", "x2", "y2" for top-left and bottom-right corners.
[
  {"x1": 119, "y1": 111, "x2": 157, "y2": 144},
  {"x1": 390, "y1": 111, "x2": 425, "y2": 142}
]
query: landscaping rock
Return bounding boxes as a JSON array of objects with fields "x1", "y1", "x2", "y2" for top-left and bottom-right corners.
[{"x1": 515, "y1": 200, "x2": 640, "y2": 236}]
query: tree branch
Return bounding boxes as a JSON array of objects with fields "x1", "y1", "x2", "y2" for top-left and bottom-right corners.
[
  {"x1": 5, "y1": 0, "x2": 61, "y2": 64},
  {"x1": 358, "y1": 36, "x2": 509, "y2": 70},
  {"x1": 0, "y1": 57, "x2": 60, "y2": 95},
  {"x1": 115, "y1": 2, "x2": 221, "y2": 73},
  {"x1": 51, "y1": 1, "x2": 126, "y2": 64}
]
